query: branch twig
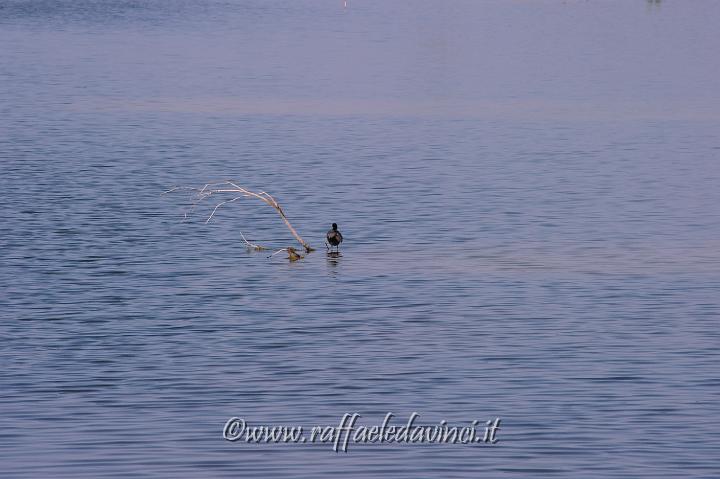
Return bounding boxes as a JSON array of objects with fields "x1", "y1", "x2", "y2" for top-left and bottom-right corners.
[
  {"x1": 267, "y1": 247, "x2": 302, "y2": 261},
  {"x1": 240, "y1": 231, "x2": 266, "y2": 251}
]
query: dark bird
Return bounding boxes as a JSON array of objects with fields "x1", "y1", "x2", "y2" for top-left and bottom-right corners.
[{"x1": 326, "y1": 223, "x2": 343, "y2": 253}]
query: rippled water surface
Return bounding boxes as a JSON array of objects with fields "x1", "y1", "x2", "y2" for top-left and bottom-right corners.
[{"x1": 2, "y1": 1, "x2": 720, "y2": 477}]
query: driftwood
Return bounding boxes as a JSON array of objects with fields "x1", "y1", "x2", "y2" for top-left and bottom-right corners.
[
  {"x1": 267, "y1": 247, "x2": 303, "y2": 262},
  {"x1": 163, "y1": 181, "x2": 314, "y2": 256}
]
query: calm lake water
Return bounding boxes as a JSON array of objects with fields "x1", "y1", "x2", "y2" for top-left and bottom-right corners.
[{"x1": 2, "y1": 0, "x2": 719, "y2": 477}]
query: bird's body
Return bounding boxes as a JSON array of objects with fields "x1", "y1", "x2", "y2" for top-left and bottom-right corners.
[{"x1": 326, "y1": 223, "x2": 343, "y2": 253}]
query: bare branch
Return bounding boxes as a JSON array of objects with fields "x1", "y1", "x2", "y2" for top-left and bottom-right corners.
[
  {"x1": 240, "y1": 231, "x2": 267, "y2": 251},
  {"x1": 165, "y1": 180, "x2": 315, "y2": 254},
  {"x1": 206, "y1": 195, "x2": 244, "y2": 224},
  {"x1": 267, "y1": 247, "x2": 303, "y2": 261},
  {"x1": 268, "y1": 248, "x2": 288, "y2": 258}
]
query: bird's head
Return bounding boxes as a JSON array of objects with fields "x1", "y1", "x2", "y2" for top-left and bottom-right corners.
[{"x1": 332, "y1": 223, "x2": 338, "y2": 230}]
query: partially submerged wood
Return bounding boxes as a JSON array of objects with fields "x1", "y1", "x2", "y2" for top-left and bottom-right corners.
[
  {"x1": 267, "y1": 247, "x2": 304, "y2": 262},
  {"x1": 286, "y1": 247, "x2": 303, "y2": 262},
  {"x1": 163, "y1": 180, "x2": 315, "y2": 256},
  {"x1": 239, "y1": 231, "x2": 267, "y2": 251}
]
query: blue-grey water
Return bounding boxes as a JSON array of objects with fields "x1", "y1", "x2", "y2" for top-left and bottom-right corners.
[{"x1": 2, "y1": 1, "x2": 719, "y2": 477}]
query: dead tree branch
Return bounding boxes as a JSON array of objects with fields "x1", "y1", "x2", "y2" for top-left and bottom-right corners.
[{"x1": 163, "y1": 181, "x2": 314, "y2": 253}]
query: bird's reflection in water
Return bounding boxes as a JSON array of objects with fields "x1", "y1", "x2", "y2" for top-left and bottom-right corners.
[{"x1": 326, "y1": 251, "x2": 342, "y2": 271}]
